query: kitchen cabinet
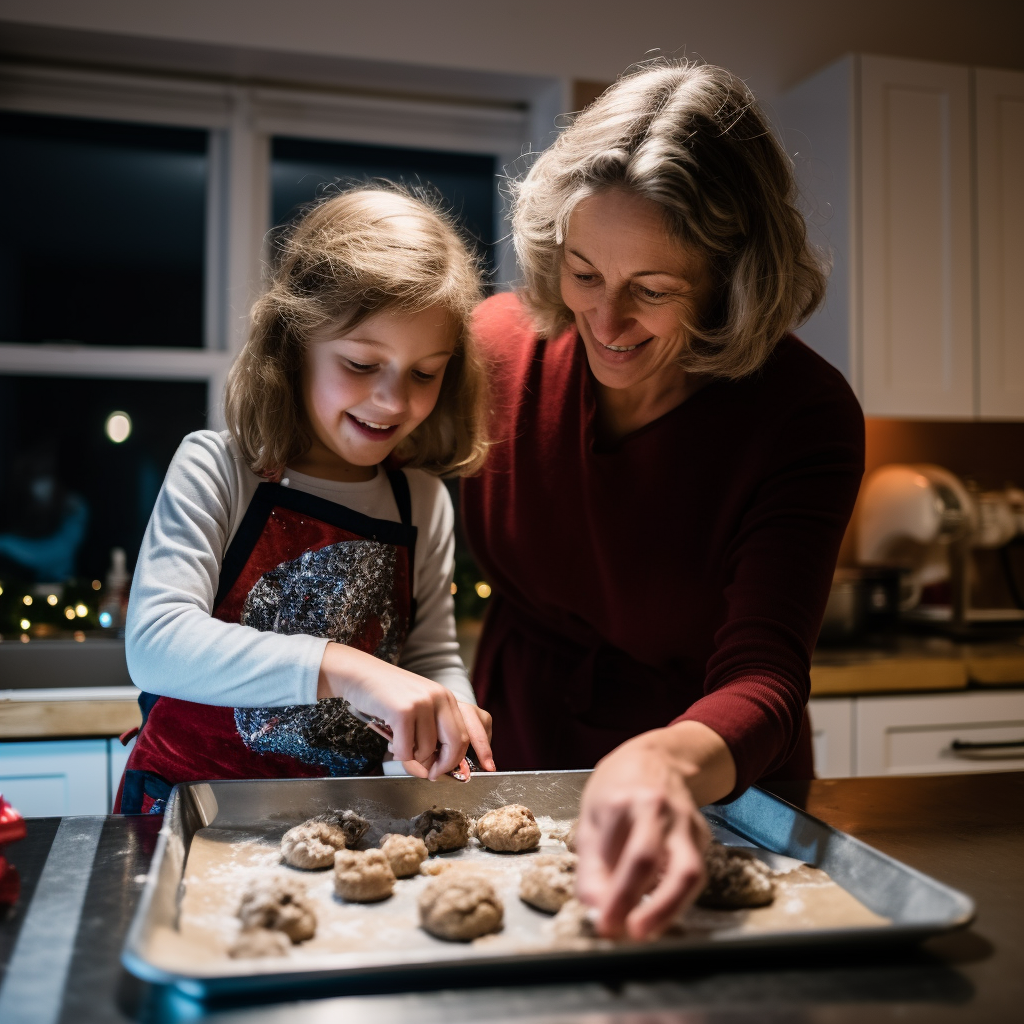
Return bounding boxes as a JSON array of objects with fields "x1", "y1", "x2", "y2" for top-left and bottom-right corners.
[
  {"x1": 810, "y1": 689, "x2": 1024, "y2": 777},
  {"x1": 777, "y1": 55, "x2": 1024, "y2": 419},
  {"x1": 0, "y1": 738, "x2": 109, "y2": 816},
  {"x1": 977, "y1": 69, "x2": 1024, "y2": 418}
]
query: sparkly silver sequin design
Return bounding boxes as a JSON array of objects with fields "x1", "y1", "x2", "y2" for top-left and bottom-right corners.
[{"x1": 233, "y1": 539, "x2": 406, "y2": 774}]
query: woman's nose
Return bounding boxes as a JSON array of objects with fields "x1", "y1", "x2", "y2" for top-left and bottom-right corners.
[{"x1": 588, "y1": 293, "x2": 634, "y2": 345}]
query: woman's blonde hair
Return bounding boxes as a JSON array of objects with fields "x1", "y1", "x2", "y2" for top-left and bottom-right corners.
[
  {"x1": 226, "y1": 185, "x2": 487, "y2": 477},
  {"x1": 511, "y1": 60, "x2": 828, "y2": 379}
]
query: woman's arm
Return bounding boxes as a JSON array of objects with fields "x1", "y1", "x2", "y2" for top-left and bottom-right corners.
[{"x1": 575, "y1": 721, "x2": 734, "y2": 938}]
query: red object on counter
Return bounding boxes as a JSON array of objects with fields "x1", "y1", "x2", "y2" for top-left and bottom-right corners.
[{"x1": 0, "y1": 795, "x2": 26, "y2": 845}]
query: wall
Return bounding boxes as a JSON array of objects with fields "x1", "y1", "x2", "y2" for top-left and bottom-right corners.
[{"x1": 0, "y1": 0, "x2": 1022, "y2": 101}]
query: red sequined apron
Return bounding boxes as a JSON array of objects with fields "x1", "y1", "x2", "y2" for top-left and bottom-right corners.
[{"x1": 115, "y1": 470, "x2": 416, "y2": 813}]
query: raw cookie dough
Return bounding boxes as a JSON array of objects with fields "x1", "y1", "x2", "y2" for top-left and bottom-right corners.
[
  {"x1": 334, "y1": 848, "x2": 396, "y2": 902},
  {"x1": 335, "y1": 809, "x2": 371, "y2": 848},
  {"x1": 476, "y1": 804, "x2": 541, "y2": 852},
  {"x1": 418, "y1": 873, "x2": 504, "y2": 941},
  {"x1": 549, "y1": 897, "x2": 597, "y2": 941},
  {"x1": 379, "y1": 833, "x2": 429, "y2": 878},
  {"x1": 237, "y1": 877, "x2": 316, "y2": 943},
  {"x1": 228, "y1": 926, "x2": 292, "y2": 959},
  {"x1": 280, "y1": 818, "x2": 348, "y2": 869},
  {"x1": 697, "y1": 843, "x2": 776, "y2": 909},
  {"x1": 551, "y1": 819, "x2": 578, "y2": 853},
  {"x1": 420, "y1": 859, "x2": 453, "y2": 877},
  {"x1": 519, "y1": 853, "x2": 577, "y2": 913},
  {"x1": 412, "y1": 807, "x2": 472, "y2": 853}
]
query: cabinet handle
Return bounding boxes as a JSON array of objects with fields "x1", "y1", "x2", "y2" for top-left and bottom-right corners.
[{"x1": 950, "y1": 738, "x2": 1024, "y2": 760}]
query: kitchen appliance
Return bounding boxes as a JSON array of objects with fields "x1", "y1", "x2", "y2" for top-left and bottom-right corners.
[{"x1": 857, "y1": 463, "x2": 1024, "y2": 632}]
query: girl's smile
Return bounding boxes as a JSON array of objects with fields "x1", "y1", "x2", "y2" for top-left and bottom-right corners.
[{"x1": 292, "y1": 304, "x2": 456, "y2": 482}]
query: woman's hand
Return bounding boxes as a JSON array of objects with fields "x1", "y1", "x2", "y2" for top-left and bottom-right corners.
[
  {"x1": 317, "y1": 641, "x2": 469, "y2": 780},
  {"x1": 574, "y1": 721, "x2": 735, "y2": 940}
]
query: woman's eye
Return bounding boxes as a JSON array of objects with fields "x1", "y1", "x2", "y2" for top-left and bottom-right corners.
[
  {"x1": 638, "y1": 286, "x2": 669, "y2": 300},
  {"x1": 573, "y1": 273, "x2": 597, "y2": 284}
]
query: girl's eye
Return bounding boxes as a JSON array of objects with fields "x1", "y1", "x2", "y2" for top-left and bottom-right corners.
[
  {"x1": 345, "y1": 360, "x2": 378, "y2": 373},
  {"x1": 412, "y1": 370, "x2": 438, "y2": 383}
]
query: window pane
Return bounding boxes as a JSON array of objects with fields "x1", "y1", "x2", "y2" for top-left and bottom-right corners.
[
  {"x1": 0, "y1": 375, "x2": 207, "y2": 590},
  {"x1": 0, "y1": 112, "x2": 208, "y2": 348},
  {"x1": 271, "y1": 137, "x2": 496, "y2": 275}
]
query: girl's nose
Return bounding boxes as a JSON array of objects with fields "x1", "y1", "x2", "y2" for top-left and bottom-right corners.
[{"x1": 373, "y1": 374, "x2": 411, "y2": 415}]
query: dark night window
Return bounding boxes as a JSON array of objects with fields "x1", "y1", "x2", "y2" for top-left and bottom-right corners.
[
  {"x1": 271, "y1": 137, "x2": 496, "y2": 277},
  {"x1": 0, "y1": 375, "x2": 207, "y2": 597},
  {"x1": 0, "y1": 111, "x2": 208, "y2": 348}
]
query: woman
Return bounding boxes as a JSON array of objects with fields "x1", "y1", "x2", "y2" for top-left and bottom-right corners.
[{"x1": 462, "y1": 62, "x2": 864, "y2": 940}]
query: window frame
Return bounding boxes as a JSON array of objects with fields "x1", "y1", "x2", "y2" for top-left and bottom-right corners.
[{"x1": 0, "y1": 61, "x2": 552, "y2": 429}]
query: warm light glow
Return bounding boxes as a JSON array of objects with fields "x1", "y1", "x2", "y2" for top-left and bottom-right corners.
[
  {"x1": 91, "y1": 579, "x2": 102, "y2": 591},
  {"x1": 20, "y1": 633, "x2": 29, "y2": 643},
  {"x1": 474, "y1": 582, "x2": 492, "y2": 599},
  {"x1": 0, "y1": 585, "x2": 4, "y2": 596},
  {"x1": 47, "y1": 594, "x2": 58, "y2": 606},
  {"x1": 19, "y1": 618, "x2": 30, "y2": 630},
  {"x1": 450, "y1": 582, "x2": 458, "y2": 595},
  {"x1": 22, "y1": 595, "x2": 32, "y2": 606},
  {"x1": 75, "y1": 604, "x2": 88, "y2": 617},
  {"x1": 74, "y1": 631, "x2": 86, "y2": 642},
  {"x1": 64, "y1": 607, "x2": 76, "y2": 620},
  {"x1": 105, "y1": 411, "x2": 132, "y2": 444}
]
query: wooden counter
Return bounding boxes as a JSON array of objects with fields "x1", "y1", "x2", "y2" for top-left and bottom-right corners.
[{"x1": 0, "y1": 687, "x2": 140, "y2": 739}]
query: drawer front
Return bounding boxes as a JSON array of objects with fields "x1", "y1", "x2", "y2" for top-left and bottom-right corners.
[
  {"x1": 0, "y1": 738, "x2": 109, "y2": 816},
  {"x1": 808, "y1": 698, "x2": 854, "y2": 777},
  {"x1": 856, "y1": 691, "x2": 1024, "y2": 775}
]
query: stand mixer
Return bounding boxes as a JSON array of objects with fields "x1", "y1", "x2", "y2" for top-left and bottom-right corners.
[{"x1": 857, "y1": 464, "x2": 1024, "y2": 631}]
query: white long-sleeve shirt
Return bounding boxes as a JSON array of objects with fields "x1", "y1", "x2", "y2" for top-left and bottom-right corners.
[{"x1": 125, "y1": 430, "x2": 475, "y2": 708}]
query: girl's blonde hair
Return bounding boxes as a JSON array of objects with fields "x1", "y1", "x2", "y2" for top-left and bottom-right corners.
[
  {"x1": 511, "y1": 60, "x2": 828, "y2": 379},
  {"x1": 226, "y1": 185, "x2": 487, "y2": 477}
]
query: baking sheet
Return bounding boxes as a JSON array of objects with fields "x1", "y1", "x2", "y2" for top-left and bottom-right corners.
[{"x1": 121, "y1": 771, "x2": 975, "y2": 999}]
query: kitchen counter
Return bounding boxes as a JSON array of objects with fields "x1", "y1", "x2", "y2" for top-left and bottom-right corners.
[
  {"x1": 811, "y1": 635, "x2": 1024, "y2": 695},
  {"x1": 0, "y1": 772, "x2": 1020, "y2": 1023}
]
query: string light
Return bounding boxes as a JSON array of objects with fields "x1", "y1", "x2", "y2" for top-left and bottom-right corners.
[
  {"x1": 19, "y1": 618, "x2": 30, "y2": 630},
  {"x1": 64, "y1": 607, "x2": 76, "y2": 620},
  {"x1": 91, "y1": 580, "x2": 102, "y2": 591},
  {"x1": 47, "y1": 594, "x2": 58, "y2": 606},
  {"x1": 22, "y1": 595, "x2": 32, "y2": 606},
  {"x1": 105, "y1": 411, "x2": 132, "y2": 443},
  {"x1": 474, "y1": 582, "x2": 492, "y2": 599},
  {"x1": 75, "y1": 604, "x2": 88, "y2": 618},
  {"x1": 450, "y1": 582, "x2": 458, "y2": 595}
]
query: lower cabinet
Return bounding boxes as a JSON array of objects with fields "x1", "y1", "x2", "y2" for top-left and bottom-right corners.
[
  {"x1": 0, "y1": 736, "x2": 135, "y2": 816},
  {"x1": 809, "y1": 690, "x2": 1024, "y2": 778}
]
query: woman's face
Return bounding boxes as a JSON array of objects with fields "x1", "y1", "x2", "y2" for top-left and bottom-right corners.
[{"x1": 560, "y1": 190, "x2": 715, "y2": 394}]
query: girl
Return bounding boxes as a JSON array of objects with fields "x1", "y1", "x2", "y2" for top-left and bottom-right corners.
[{"x1": 115, "y1": 186, "x2": 494, "y2": 813}]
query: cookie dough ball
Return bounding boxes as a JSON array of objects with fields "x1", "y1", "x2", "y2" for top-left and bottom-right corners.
[
  {"x1": 281, "y1": 818, "x2": 348, "y2": 869},
  {"x1": 418, "y1": 873, "x2": 504, "y2": 941},
  {"x1": 549, "y1": 898, "x2": 597, "y2": 941},
  {"x1": 519, "y1": 853, "x2": 577, "y2": 913},
  {"x1": 476, "y1": 804, "x2": 541, "y2": 852},
  {"x1": 334, "y1": 848, "x2": 396, "y2": 902},
  {"x1": 551, "y1": 819, "x2": 578, "y2": 853},
  {"x1": 420, "y1": 859, "x2": 453, "y2": 877},
  {"x1": 412, "y1": 807, "x2": 472, "y2": 853},
  {"x1": 335, "y1": 809, "x2": 371, "y2": 848},
  {"x1": 697, "y1": 843, "x2": 775, "y2": 909},
  {"x1": 379, "y1": 833, "x2": 429, "y2": 878},
  {"x1": 237, "y1": 878, "x2": 316, "y2": 943},
  {"x1": 228, "y1": 927, "x2": 292, "y2": 959}
]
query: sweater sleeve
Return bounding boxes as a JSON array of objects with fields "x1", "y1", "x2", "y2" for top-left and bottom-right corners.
[
  {"x1": 398, "y1": 471, "x2": 476, "y2": 705},
  {"x1": 675, "y1": 366, "x2": 865, "y2": 797},
  {"x1": 124, "y1": 431, "x2": 327, "y2": 707}
]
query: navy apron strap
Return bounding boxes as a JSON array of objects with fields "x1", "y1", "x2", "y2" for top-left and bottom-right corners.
[{"x1": 386, "y1": 469, "x2": 413, "y2": 528}]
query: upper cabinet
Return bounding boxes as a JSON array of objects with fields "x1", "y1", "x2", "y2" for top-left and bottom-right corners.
[{"x1": 777, "y1": 56, "x2": 1024, "y2": 420}]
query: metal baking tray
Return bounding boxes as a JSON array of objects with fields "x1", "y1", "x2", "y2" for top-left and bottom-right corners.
[{"x1": 121, "y1": 771, "x2": 975, "y2": 999}]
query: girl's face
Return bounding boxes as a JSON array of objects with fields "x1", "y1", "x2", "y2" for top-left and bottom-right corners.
[
  {"x1": 559, "y1": 189, "x2": 715, "y2": 394},
  {"x1": 296, "y1": 304, "x2": 457, "y2": 481}
]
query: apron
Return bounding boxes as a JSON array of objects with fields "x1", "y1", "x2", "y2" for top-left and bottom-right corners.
[{"x1": 115, "y1": 470, "x2": 417, "y2": 814}]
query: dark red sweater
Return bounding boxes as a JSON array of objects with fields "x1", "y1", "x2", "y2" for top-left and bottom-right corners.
[{"x1": 461, "y1": 293, "x2": 864, "y2": 795}]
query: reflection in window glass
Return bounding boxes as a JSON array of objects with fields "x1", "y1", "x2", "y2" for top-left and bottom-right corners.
[
  {"x1": 271, "y1": 137, "x2": 496, "y2": 276},
  {"x1": 0, "y1": 375, "x2": 207, "y2": 587},
  {"x1": 0, "y1": 112, "x2": 208, "y2": 348}
]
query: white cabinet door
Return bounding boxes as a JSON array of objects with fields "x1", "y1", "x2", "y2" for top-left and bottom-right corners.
[
  {"x1": 859, "y1": 56, "x2": 974, "y2": 418},
  {"x1": 808, "y1": 698, "x2": 854, "y2": 777},
  {"x1": 856, "y1": 690, "x2": 1024, "y2": 775},
  {"x1": 976, "y1": 69, "x2": 1024, "y2": 418},
  {"x1": 109, "y1": 735, "x2": 135, "y2": 808},
  {"x1": 0, "y1": 739, "x2": 109, "y2": 816}
]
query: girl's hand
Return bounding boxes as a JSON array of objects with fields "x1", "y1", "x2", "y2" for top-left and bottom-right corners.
[
  {"x1": 318, "y1": 642, "x2": 468, "y2": 780},
  {"x1": 459, "y1": 702, "x2": 496, "y2": 772},
  {"x1": 574, "y1": 722, "x2": 734, "y2": 940}
]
